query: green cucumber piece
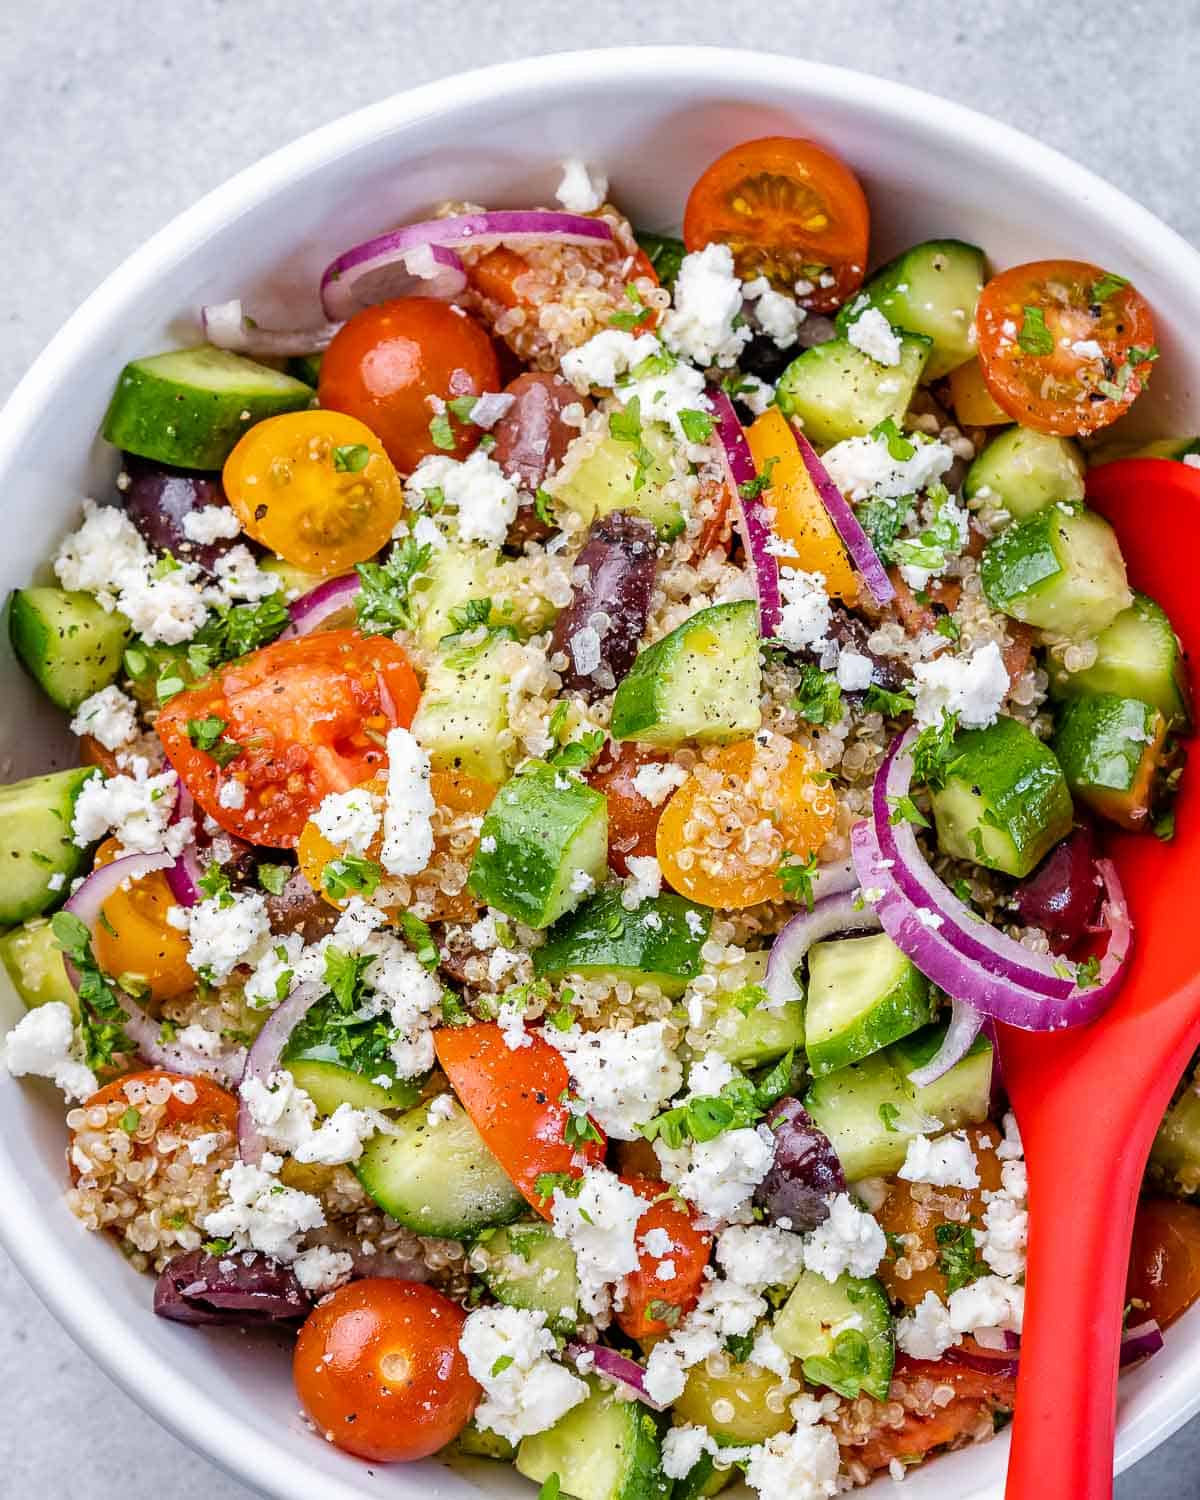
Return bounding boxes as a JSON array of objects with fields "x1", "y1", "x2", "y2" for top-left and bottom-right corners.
[
  {"x1": 804, "y1": 932, "x2": 936, "y2": 1077},
  {"x1": 772, "y1": 1269, "x2": 894, "y2": 1401},
  {"x1": 474, "y1": 1220, "x2": 581, "y2": 1335},
  {"x1": 468, "y1": 763, "x2": 609, "y2": 928},
  {"x1": 534, "y1": 888, "x2": 710, "y2": 997},
  {"x1": 280, "y1": 991, "x2": 427, "y2": 1113},
  {"x1": 673, "y1": 1451, "x2": 733, "y2": 1500},
  {"x1": 516, "y1": 1377, "x2": 671, "y2": 1500},
  {"x1": 288, "y1": 352, "x2": 324, "y2": 387},
  {"x1": 409, "y1": 543, "x2": 496, "y2": 652},
  {"x1": 611, "y1": 601, "x2": 761, "y2": 746},
  {"x1": 836, "y1": 240, "x2": 986, "y2": 381},
  {"x1": 703, "y1": 952, "x2": 806, "y2": 1068},
  {"x1": 0, "y1": 918, "x2": 78, "y2": 1014},
  {"x1": 102, "y1": 345, "x2": 313, "y2": 470},
  {"x1": 282, "y1": 1058, "x2": 422, "y2": 1114},
  {"x1": 455, "y1": 1422, "x2": 517, "y2": 1462},
  {"x1": 0, "y1": 768, "x2": 100, "y2": 925},
  {"x1": 963, "y1": 427, "x2": 1086, "y2": 519},
  {"x1": 979, "y1": 505, "x2": 1131, "y2": 640},
  {"x1": 1046, "y1": 592, "x2": 1191, "y2": 731},
  {"x1": 1053, "y1": 693, "x2": 1167, "y2": 831},
  {"x1": 553, "y1": 426, "x2": 684, "y2": 540},
  {"x1": 1150, "y1": 1068, "x2": 1200, "y2": 1195},
  {"x1": 929, "y1": 715, "x2": 1072, "y2": 877},
  {"x1": 353, "y1": 1095, "x2": 523, "y2": 1238},
  {"x1": 9, "y1": 588, "x2": 132, "y2": 711},
  {"x1": 411, "y1": 636, "x2": 512, "y2": 784},
  {"x1": 890, "y1": 1025, "x2": 994, "y2": 1126},
  {"x1": 774, "y1": 332, "x2": 931, "y2": 448}
]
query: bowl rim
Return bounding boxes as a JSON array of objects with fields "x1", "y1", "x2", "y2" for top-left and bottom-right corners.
[{"x1": 3, "y1": 43, "x2": 1200, "y2": 1500}]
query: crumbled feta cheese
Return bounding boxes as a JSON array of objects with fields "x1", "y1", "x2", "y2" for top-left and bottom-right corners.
[
  {"x1": 911, "y1": 641, "x2": 1009, "y2": 729},
  {"x1": 622, "y1": 854, "x2": 663, "y2": 909},
  {"x1": 845, "y1": 306, "x2": 903, "y2": 367},
  {"x1": 217, "y1": 779, "x2": 246, "y2": 810},
  {"x1": 69, "y1": 684, "x2": 138, "y2": 751},
  {"x1": 561, "y1": 329, "x2": 660, "y2": 391},
  {"x1": 181, "y1": 505, "x2": 242, "y2": 544},
  {"x1": 555, "y1": 158, "x2": 608, "y2": 214},
  {"x1": 742, "y1": 276, "x2": 805, "y2": 349},
  {"x1": 997, "y1": 1110, "x2": 1024, "y2": 1160},
  {"x1": 662, "y1": 1424, "x2": 710, "y2": 1481},
  {"x1": 743, "y1": 1396, "x2": 841, "y2": 1500},
  {"x1": 686, "y1": 1051, "x2": 738, "y2": 1097},
  {"x1": 835, "y1": 649, "x2": 874, "y2": 691},
  {"x1": 738, "y1": 374, "x2": 777, "y2": 417},
  {"x1": 550, "y1": 1165, "x2": 644, "y2": 1316},
  {"x1": 631, "y1": 762, "x2": 688, "y2": 806},
  {"x1": 641, "y1": 1226, "x2": 674, "y2": 1258},
  {"x1": 177, "y1": 1023, "x2": 224, "y2": 1058},
  {"x1": 548, "y1": 1021, "x2": 682, "y2": 1140},
  {"x1": 459, "y1": 1305, "x2": 588, "y2": 1443},
  {"x1": 184, "y1": 889, "x2": 271, "y2": 980},
  {"x1": 643, "y1": 1274, "x2": 768, "y2": 1403},
  {"x1": 895, "y1": 1291, "x2": 959, "y2": 1359},
  {"x1": 715, "y1": 1224, "x2": 807, "y2": 1290},
  {"x1": 312, "y1": 786, "x2": 382, "y2": 856},
  {"x1": 496, "y1": 1000, "x2": 531, "y2": 1051},
  {"x1": 980, "y1": 1158, "x2": 1028, "y2": 1280},
  {"x1": 661, "y1": 244, "x2": 752, "y2": 369},
  {"x1": 186, "y1": 1131, "x2": 224, "y2": 1165},
  {"x1": 292, "y1": 1244, "x2": 354, "y2": 1294},
  {"x1": 208, "y1": 544, "x2": 280, "y2": 605},
  {"x1": 380, "y1": 727, "x2": 434, "y2": 877},
  {"x1": 1071, "y1": 339, "x2": 1104, "y2": 361},
  {"x1": 569, "y1": 868, "x2": 595, "y2": 896},
  {"x1": 241, "y1": 1071, "x2": 378, "y2": 1166},
  {"x1": 71, "y1": 759, "x2": 190, "y2": 855},
  {"x1": 947, "y1": 1275, "x2": 1024, "y2": 1340},
  {"x1": 243, "y1": 933, "x2": 304, "y2": 1010},
  {"x1": 898, "y1": 1131, "x2": 980, "y2": 1190},
  {"x1": 775, "y1": 567, "x2": 832, "y2": 652},
  {"x1": 404, "y1": 449, "x2": 519, "y2": 547},
  {"x1": 655, "y1": 1123, "x2": 777, "y2": 1220},
  {"x1": 802, "y1": 1193, "x2": 887, "y2": 1281},
  {"x1": 821, "y1": 432, "x2": 953, "y2": 503},
  {"x1": 2, "y1": 1002, "x2": 97, "y2": 1101},
  {"x1": 202, "y1": 1152, "x2": 325, "y2": 1260},
  {"x1": 427, "y1": 1092, "x2": 457, "y2": 1126},
  {"x1": 749, "y1": 1325, "x2": 793, "y2": 1377}
]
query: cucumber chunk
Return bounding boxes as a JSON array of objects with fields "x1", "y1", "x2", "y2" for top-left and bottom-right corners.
[
  {"x1": 282, "y1": 1058, "x2": 422, "y2": 1114},
  {"x1": 9, "y1": 587, "x2": 132, "y2": 711},
  {"x1": 412, "y1": 636, "x2": 513, "y2": 785},
  {"x1": 516, "y1": 1377, "x2": 671, "y2": 1500},
  {"x1": 673, "y1": 1452, "x2": 733, "y2": 1500},
  {"x1": 353, "y1": 1094, "x2": 523, "y2": 1238},
  {"x1": 1053, "y1": 693, "x2": 1167, "y2": 831},
  {"x1": 837, "y1": 240, "x2": 986, "y2": 381},
  {"x1": 534, "y1": 888, "x2": 710, "y2": 997},
  {"x1": 468, "y1": 764, "x2": 609, "y2": 928},
  {"x1": 611, "y1": 601, "x2": 761, "y2": 747},
  {"x1": 1046, "y1": 592, "x2": 1191, "y2": 731},
  {"x1": 964, "y1": 427, "x2": 1086, "y2": 519},
  {"x1": 0, "y1": 918, "x2": 78, "y2": 1013},
  {"x1": 473, "y1": 1220, "x2": 581, "y2": 1335},
  {"x1": 279, "y1": 992, "x2": 428, "y2": 1114},
  {"x1": 772, "y1": 1269, "x2": 895, "y2": 1401},
  {"x1": 102, "y1": 345, "x2": 313, "y2": 471},
  {"x1": 702, "y1": 952, "x2": 806, "y2": 1068},
  {"x1": 1150, "y1": 1068, "x2": 1200, "y2": 1195},
  {"x1": 410, "y1": 543, "x2": 496, "y2": 652},
  {"x1": 455, "y1": 1422, "x2": 517, "y2": 1462},
  {"x1": 979, "y1": 505, "x2": 1131, "y2": 640},
  {"x1": 775, "y1": 333, "x2": 931, "y2": 449},
  {"x1": 0, "y1": 767, "x2": 100, "y2": 925},
  {"x1": 674, "y1": 1358, "x2": 796, "y2": 1444},
  {"x1": 257, "y1": 555, "x2": 328, "y2": 602},
  {"x1": 805, "y1": 932, "x2": 936, "y2": 1077},
  {"x1": 552, "y1": 427, "x2": 684, "y2": 540},
  {"x1": 891, "y1": 1025, "x2": 994, "y2": 1125},
  {"x1": 929, "y1": 715, "x2": 1072, "y2": 877}
]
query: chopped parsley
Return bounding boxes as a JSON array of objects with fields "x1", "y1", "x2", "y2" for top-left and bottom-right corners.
[
  {"x1": 888, "y1": 794, "x2": 930, "y2": 829},
  {"x1": 50, "y1": 910, "x2": 133, "y2": 1070},
  {"x1": 534, "y1": 1171, "x2": 582, "y2": 1203},
  {"x1": 863, "y1": 684, "x2": 915, "y2": 717},
  {"x1": 397, "y1": 910, "x2": 439, "y2": 970},
  {"x1": 490, "y1": 1354, "x2": 515, "y2": 1377},
  {"x1": 118, "y1": 1106, "x2": 141, "y2": 1133},
  {"x1": 256, "y1": 862, "x2": 290, "y2": 896},
  {"x1": 1075, "y1": 954, "x2": 1102, "y2": 990},
  {"x1": 1090, "y1": 271, "x2": 1130, "y2": 304},
  {"x1": 935, "y1": 1221, "x2": 986, "y2": 1294},
  {"x1": 802, "y1": 1328, "x2": 873, "y2": 1400},
  {"x1": 857, "y1": 493, "x2": 915, "y2": 565},
  {"x1": 322, "y1": 855, "x2": 383, "y2": 901},
  {"x1": 332, "y1": 443, "x2": 371, "y2": 473},
  {"x1": 646, "y1": 1299, "x2": 682, "y2": 1328},
  {"x1": 562, "y1": 1101, "x2": 604, "y2": 1148},
  {"x1": 738, "y1": 456, "x2": 779, "y2": 501},
  {"x1": 1017, "y1": 306, "x2": 1055, "y2": 356},
  {"x1": 355, "y1": 538, "x2": 435, "y2": 636},
  {"x1": 870, "y1": 416, "x2": 916, "y2": 462},
  {"x1": 791, "y1": 665, "x2": 844, "y2": 726},
  {"x1": 608, "y1": 396, "x2": 655, "y2": 491},
  {"x1": 641, "y1": 1056, "x2": 794, "y2": 1149},
  {"x1": 679, "y1": 408, "x2": 715, "y2": 443},
  {"x1": 890, "y1": 485, "x2": 963, "y2": 575},
  {"x1": 935, "y1": 614, "x2": 961, "y2": 642},
  {"x1": 724, "y1": 1332, "x2": 756, "y2": 1363},
  {"x1": 538, "y1": 1475, "x2": 562, "y2": 1500},
  {"x1": 911, "y1": 709, "x2": 961, "y2": 791},
  {"x1": 534, "y1": 487, "x2": 556, "y2": 527},
  {"x1": 634, "y1": 230, "x2": 686, "y2": 290},
  {"x1": 322, "y1": 945, "x2": 374, "y2": 1012},
  {"x1": 429, "y1": 409, "x2": 456, "y2": 450},
  {"x1": 778, "y1": 848, "x2": 819, "y2": 910},
  {"x1": 186, "y1": 714, "x2": 241, "y2": 767},
  {"x1": 197, "y1": 861, "x2": 233, "y2": 906},
  {"x1": 191, "y1": 595, "x2": 291, "y2": 666},
  {"x1": 608, "y1": 281, "x2": 648, "y2": 331}
]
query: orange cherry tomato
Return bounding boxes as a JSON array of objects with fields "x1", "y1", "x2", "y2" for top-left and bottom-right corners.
[
  {"x1": 79, "y1": 734, "x2": 120, "y2": 777},
  {"x1": 293, "y1": 1280, "x2": 478, "y2": 1462},
  {"x1": 223, "y1": 410, "x2": 404, "y2": 576},
  {"x1": 683, "y1": 137, "x2": 869, "y2": 312},
  {"x1": 156, "y1": 630, "x2": 420, "y2": 849},
  {"x1": 586, "y1": 743, "x2": 671, "y2": 877},
  {"x1": 975, "y1": 260, "x2": 1156, "y2": 436},
  {"x1": 746, "y1": 407, "x2": 859, "y2": 602},
  {"x1": 852, "y1": 1385, "x2": 1007, "y2": 1474},
  {"x1": 79, "y1": 1070, "x2": 238, "y2": 1137},
  {"x1": 90, "y1": 838, "x2": 194, "y2": 1002},
  {"x1": 434, "y1": 1023, "x2": 605, "y2": 1219},
  {"x1": 469, "y1": 244, "x2": 661, "y2": 333},
  {"x1": 318, "y1": 298, "x2": 500, "y2": 475},
  {"x1": 945, "y1": 358, "x2": 1011, "y2": 427},
  {"x1": 617, "y1": 1175, "x2": 712, "y2": 1339},
  {"x1": 656, "y1": 736, "x2": 837, "y2": 909},
  {"x1": 1127, "y1": 1197, "x2": 1200, "y2": 1330}
]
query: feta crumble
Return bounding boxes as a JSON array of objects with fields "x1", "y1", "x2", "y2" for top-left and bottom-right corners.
[
  {"x1": 550, "y1": 1165, "x2": 644, "y2": 1316},
  {"x1": 835, "y1": 649, "x2": 874, "y2": 691},
  {"x1": 631, "y1": 761, "x2": 688, "y2": 806},
  {"x1": 661, "y1": 244, "x2": 752, "y2": 369},
  {"x1": 184, "y1": 889, "x2": 272, "y2": 981},
  {"x1": 548, "y1": 1021, "x2": 682, "y2": 1139},
  {"x1": 380, "y1": 727, "x2": 435, "y2": 877},
  {"x1": 898, "y1": 1130, "x2": 980, "y2": 1190},
  {"x1": 312, "y1": 786, "x2": 383, "y2": 856},
  {"x1": 202, "y1": 1152, "x2": 325, "y2": 1261},
  {"x1": 845, "y1": 306, "x2": 903, "y2": 367},
  {"x1": 802, "y1": 1193, "x2": 887, "y2": 1281},
  {"x1": 714, "y1": 1224, "x2": 807, "y2": 1290},
  {"x1": 776, "y1": 568, "x2": 832, "y2": 652},
  {"x1": 895, "y1": 1290, "x2": 959, "y2": 1360},
  {"x1": 555, "y1": 158, "x2": 608, "y2": 214},
  {"x1": 911, "y1": 640, "x2": 1009, "y2": 729},
  {"x1": 742, "y1": 275, "x2": 805, "y2": 349},
  {"x1": 821, "y1": 431, "x2": 953, "y2": 503},
  {"x1": 71, "y1": 759, "x2": 191, "y2": 856},
  {"x1": 2, "y1": 1002, "x2": 97, "y2": 1101},
  {"x1": 69, "y1": 684, "x2": 138, "y2": 751},
  {"x1": 404, "y1": 449, "x2": 519, "y2": 547},
  {"x1": 181, "y1": 505, "x2": 242, "y2": 544},
  {"x1": 241, "y1": 1071, "x2": 378, "y2": 1166},
  {"x1": 622, "y1": 854, "x2": 663, "y2": 909},
  {"x1": 655, "y1": 1123, "x2": 777, "y2": 1220},
  {"x1": 743, "y1": 1396, "x2": 841, "y2": 1500},
  {"x1": 459, "y1": 1305, "x2": 588, "y2": 1443},
  {"x1": 293, "y1": 1244, "x2": 354, "y2": 1294}
]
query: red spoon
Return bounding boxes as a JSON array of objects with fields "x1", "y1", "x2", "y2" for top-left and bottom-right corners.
[{"x1": 1001, "y1": 458, "x2": 1200, "y2": 1500}]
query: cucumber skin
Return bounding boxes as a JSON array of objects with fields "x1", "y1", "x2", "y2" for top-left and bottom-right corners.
[
  {"x1": 475, "y1": 1221, "x2": 581, "y2": 1335},
  {"x1": 281, "y1": 1057, "x2": 423, "y2": 1115},
  {"x1": 0, "y1": 767, "x2": 100, "y2": 925},
  {"x1": 1150, "y1": 1071, "x2": 1200, "y2": 1194},
  {"x1": 774, "y1": 334, "x2": 931, "y2": 449},
  {"x1": 0, "y1": 919, "x2": 78, "y2": 1013},
  {"x1": 1053, "y1": 694, "x2": 1165, "y2": 829},
  {"x1": 534, "y1": 889, "x2": 710, "y2": 997},
  {"x1": 516, "y1": 1378, "x2": 671, "y2": 1500},
  {"x1": 102, "y1": 347, "x2": 313, "y2": 470},
  {"x1": 455, "y1": 1423, "x2": 517, "y2": 1462},
  {"x1": 1046, "y1": 592, "x2": 1191, "y2": 731},
  {"x1": 773, "y1": 1269, "x2": 895, "y2": 1401},
  {"x1": 805, "y1": 933, "x2": 935, "y2": 1078},
  {"x1": 552, "y1": 426, "x2": 683, "y2": 539},
  {"x1": 979, "y1": 507, "x2": 1131, "y2": 640},
  {"x1": 9, "y1": 588, "x2": 132, "y2": 711}
]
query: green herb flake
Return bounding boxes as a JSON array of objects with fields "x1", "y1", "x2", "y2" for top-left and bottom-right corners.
[
  {"x1": 1016, "y1": 306, "x2": 1055, "y2": 356},
  {"x1": 778, "y1": 848, "x2": 819, "y2": 910},
  {"x1": 679, "y1": 408, "x2": 715, "y2": 443},
  {"x1": 118, "y1": 1106, "x2": 141, "y2": 1133},
  {"x1": 1090, "y1": 271, "x2": 1130, "y2": 304},
  {"x1": 256, "y1": 862, "x2": 290, "y2": 896},
  {"x1": 878, "y1": 1101, "x2": 901, "y2": 1133},
  {"x1": 888, "y1": 794, "x2": 930, "y2": 829},
  {"x1": 429, "y1": 409, "x2": 456, "y2": 450},
  {"x1": 791, "y1": 665, "x2": 844, "y2": 726},
  {"x1": 935, "y1": 1221, "x2": 986, "y2": 1294},
  {"x1": 322, "y1": 855, "x2": 383, "y2": 901},
  {"x1": 355, "y1": 538, "x2": 435, "y2": 637},
  {"x1": 332, "y1": 443, "x2": 371, "y2": 474},
  {"x1": 490, "y1": 1354, "x2": 515, "y2": 1377}
]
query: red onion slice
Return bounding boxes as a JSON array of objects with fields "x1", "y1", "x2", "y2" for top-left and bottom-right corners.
[
  {"x1": 792, "y1": 430, "x2": 895, "y2": 607},
  {"x1": 201, "y1": 299, "x2": 343, "y2": 359},
  {"x1": 764, "y1": 889, "x2": 882, "y2": 1006},
  {"x1": 944, "y1": 1344, "x2": 1020, "y2": 1380},
  {"x1": 321, "y1": 211, "x2": 613, "y2": 321},
  {"x1": 709, "y1": 387, "x2": 781, "y2": 637},
  {"x1": 237, "y1": 982, "x2": 322, "y2": 1164},
  {"x1": 906, "y1": 996, "x2": 985, "y2": 1088},
  {"x1": 166, "y1": 785, "x2": 202, "y2": 908},
  {"x1": 943, "y1": 1319, "x2": 1160, "y2": 1379},
  {"x1": 280, "y1": 573, "x2": 361, "y2": 640},
  {"x1": 566, "y1": 1343, "x2": 667, "y2": 1410}
]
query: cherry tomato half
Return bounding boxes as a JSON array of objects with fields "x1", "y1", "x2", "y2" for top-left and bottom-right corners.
[
  {"x1": 587, "y1": 743, "x2": 671, "y2": 877},
  {"x1": 318, "y1": 298, "x2": 500, "y2": 475},
  {"x1": 223, "y1": 410, "x2": 404, "y2": 576},
  {"x1": 294, "y1": 1280, "x2": 478, "y2": 1462},
  {"x1": 683, "y1": 137, "x2": 869, "y2": 312},
  {"x1": 156, "y1": 630, "x2": 420, "y2": 848},
  {"x1": 1128, "y1": 1196, "x2": 1200, "y2": 1330},
  {"x1": 616, "y1": 1176, "x2": 712, "y2": 1340},
  {"x1": 975, "y1": 260, "x2": 1156, "y2": 436},
  {"x1": 92, "y1": 838, "x2": 193, "y2": 1002},
  {"x1": 78, "y1": 1070, "x2": 238, "y2": 1147}
]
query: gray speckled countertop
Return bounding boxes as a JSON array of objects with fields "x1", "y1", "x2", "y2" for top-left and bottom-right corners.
[{"x1": 2, "y1": 1, "x2": 1199, "y2": 1494}]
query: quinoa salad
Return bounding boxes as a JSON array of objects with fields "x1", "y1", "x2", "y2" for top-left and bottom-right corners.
[{"x1": 2, "y1": 135, "x2": 1198, "y2": 1498}]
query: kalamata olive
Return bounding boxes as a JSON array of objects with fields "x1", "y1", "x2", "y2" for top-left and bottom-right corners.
[
  {"x1": 827, "y1": 605, "x2": 910, "y2": 693},
  {"x1": 153, "y1": 1249, "x2": 310, "y2": 1325},
  {"x1": 738, "y1": 332, "x2": 796, "y2": 387},
  {"x1": 264, "y1": 869, "x2": 339, "y2": 943},
  {"x1": 549, "y1": 511, "x2": 658, "y2": 700},
  {"x1": 1013, "y1": 824, "x2": 1101, "y2": 949},
  {"x1": 120, "y1": 454, "x2": 240, "y2": 572},
  {"x1": 753, "y1": 1097, "x2": 847, "y2": 1232},
  {"x1": 491, "y1": 372, "x2": 588, "y2": 494}
]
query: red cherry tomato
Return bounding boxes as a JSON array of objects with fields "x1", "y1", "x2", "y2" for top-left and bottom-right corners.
[
  {"x1": 1128, "y1": 1196, "x2": 1200, "y2": 1330},
  {"x1": 156, "y1": 630, "x2": 420, "y2": 848},
  {"x1": 616, "y1": 1175, "x2": 712, "y2": 1340},
  {"x1": 434, "y1": 1023, "x2": 605, "y2": 1218},
  {"x1": 586, "y1": 743, "x2": 672, "y2": 876},
  {"x1": 975, "y1": 260, "x2": 1156, "y2": 436},
  {"x1": 293, "y1": 1280, "x2": 478, "y2": 1462},
  {"x1": 683, "y1": 137, "x2": 869, "y2": 312},
  {"x1": 80, "y1": 1070, "x2": 238, "y2": 1133},
  {"x1": 318, "y1": 298, "x2": 500, "y2": 475}
]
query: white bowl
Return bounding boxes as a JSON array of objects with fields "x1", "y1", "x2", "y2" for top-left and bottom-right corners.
[{"x1": 2, "y1": 44, "x2": 1199, "y2": 1500}]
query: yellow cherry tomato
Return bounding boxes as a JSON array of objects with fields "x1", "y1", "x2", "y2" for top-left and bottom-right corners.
[
  {"x1": 92, "y1": 838, "x2": 194, "y2": 1002},
  {"x1": 946, "y1": 358, "x2": 1011, "y2": 427},
  {"x1": 656, "y1": 736, "x2": 836, "y2": 909},
  {"x1": 746, "y1": 406, "x2": 859, "y2": 603},
  {"x1": 222, "y1": 410, "x2": 405, "y2": 575}
]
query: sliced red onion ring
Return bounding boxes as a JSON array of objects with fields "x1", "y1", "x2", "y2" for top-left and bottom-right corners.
[
  {"x1": 201, "y1": 299, "x2": 343, "y2": 358},
  {"x1": 943, "y1": 1343, "x2": 1020, "y2": 1380},
  {"x1": 850, "y1": 820, "x2": 1131, "y2": 1031},
  {"x1": 764, "y1": 890, "x2": 882, "y2": 1007},
  {"x1": 566, "y1": 1343, "x2": 667, "y2": 1410},
  {"x1": 906, "y1": 996, "x2": 985, "y2": 1088},
  {"x1": 791, "y1": 430, "x2": 894, "y2": 607},
  {"x1": 165, "y1": 786, "x2": 202, "y2": 908},
  {"x1": 709, "y1": 387, "x2": 781, "y2": 636},
  {"x1": 1119, "y1": 1317, "x2": 1165, "y2": 1368},
  {"x1": 281, "y1": 573, "x2": 361, "y2": 640},
  {"x1": 237, "y1": 982, "x2": 322, "y2": 1165},
  {"x1": 943, "y1": 1320, "x2": 1159, "y2": 1378},
  {"x1": 321, "y1": 211, "x2": 613, "y2": 321}
]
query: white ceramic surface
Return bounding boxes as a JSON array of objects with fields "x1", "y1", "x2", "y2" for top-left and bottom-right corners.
[{"x1": 2, "y1": 45, "x2": 1199, "y2": 1500}]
